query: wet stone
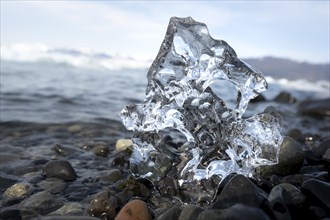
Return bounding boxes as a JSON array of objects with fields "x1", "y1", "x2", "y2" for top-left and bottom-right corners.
[
  {"x1": 42, "y1": 216, "x2": 100, "y2": 220},
  {"x1": 323, "y1": 148, "x2": 330, "y2": 162},
  {"x1": 115, "y1": 199, "x2": 152, "y2": 220},
  {"x1": 212, "y1": 174, "x2": 267, "y2": 209},
  {"x1": 19, "y1": 191, "x2": 65, "y2": 215},
  {"x1": 198, "y1": 204, "x2": 270, "y2": 220},
  {"x1": 267, "y1": 185, "x2": 292, "y2": 220},
  {"x1": 257, "y1": 136, "x2": 304, "y2": 177},
  {"x1": 307, "y1": 206, "x2": 329, "y2": 219},
  {"x1": 280, "y1": 174, "x2": 314, "y2": 186},
  {"x1": 43, "y1": 160, "x2": 78, "y2": 181},
  {"x1": 115, "y1": 139, "x2": 133, "y2": 152},
  {"x1": 314, "y1": 138, "x2": 330, "y2": 157},
  {"x1": 278, "y1": 183, "x2": 306, "y2": 208},
  {"x1": 302, "y1": 179, "x2": 330, "y2": 209},
  {"x1": 49, "y1": 202, "x2": 85, "y2": 216},
  {"x1": 274, "y1": 91, "x2": 297, "y2": 104},
  {"x1": 0, "y1": 207, "x2": 41, "y2": 220},
  {"x1": 299, "y1": 98, "x2": 330, "y2": 117},
  {"x1": 38, "y1": 177, "x2": 67, "y2": 194},
  {"x1": 98, "y1": 169, "x2": 123, "y2": 183},
  {"x1": 87, "y1": 191, "x2": 118, "y2": 219},
  {"x1": 157, "y1": 206, "x2": 181, "y2": 220},
  {"x1": 67, "y1": 124, "x2": 82, "y2": 133},
  {"x1": 3, "y1": 182, "x2": 32, "y2": 204},
  {"x1": 178, "y1": 205, "x2": 204, "y2": 220},
  {"x1": 92, "y1": 144, "x2": 109, "y2": 157}
]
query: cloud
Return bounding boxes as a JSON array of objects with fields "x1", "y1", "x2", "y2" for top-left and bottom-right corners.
[{"x1": 1, "y1": 1, "x2": 329, "y2": 63}]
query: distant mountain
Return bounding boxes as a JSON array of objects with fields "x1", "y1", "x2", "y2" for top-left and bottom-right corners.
[{"x1": 242, "y1": 57, "x2": 329, "y2": 82}]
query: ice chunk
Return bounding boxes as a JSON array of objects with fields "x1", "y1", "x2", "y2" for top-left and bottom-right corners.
[{"x1": 120, "y1": 17, "x2": 282, "y2": 204}]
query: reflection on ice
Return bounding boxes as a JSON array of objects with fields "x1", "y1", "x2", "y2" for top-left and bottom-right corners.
[{"x1": 121, "y1": 17, "x2": 283, "y2": 204}]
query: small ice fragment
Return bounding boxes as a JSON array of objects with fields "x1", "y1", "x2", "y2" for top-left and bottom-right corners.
[{"x1": 120, "y1": 17, "x2": 282, "y2": 204}]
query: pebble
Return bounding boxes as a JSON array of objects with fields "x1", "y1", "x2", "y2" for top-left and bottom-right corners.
[
  {"x1": 38, "y1": 177, "x2": 67, "y2": 194},
  {"x1": 178, "y1": 205, "x2": 204, "y2": 220},
  {"x1": 49, "y1": 202, "x2": 85, "y2": 216},
  {"x1": 42, "y1": 216, "x2": 100, "y2": 220},
  {"x1": 115, "y1": 139, "x2": 133, "y2": 151},
  {"x1": 157, "y1": 205, "x2": 181, "y2": 220},
  {"x1": 267, "y1": 185, "x2": 292, "y2": 220},
  {"x1": 67, "y1": 124, "x2": 82, "y2": 133},
  {"x1": 19, "y1": 191, "x2": 65, "y2": 215},
  {"x1": 198, "y1": 204, "x2": 270, "y2": 220},
  {"x1": 87, "y1": 191, "x2": 118, "y2": 219},
  {"x1": 274, "y1": 91, "x2": 296, "y2": 104},
  {"x1": 0, "y1": 207, "x2": 41, "y2": 220},
  {"x1": 323, "y1": 148, "x2": 330, "y2": 162},
  {"x1": 98, "y1": 169, "x2": 123, "y2": 183},
  {"x1": 115, "y1": 199, "x2": 152, "y2": 220},
  {"x1": 302, "y1": 179, "x2": 330, "y2": 209},
  {"x1": 279, "y1": 183, "x2": 306, "y2": 208},
  {"x1": 212, "y1": 174, "x2": 267, "y2": 209},
  {"x1": 298, "y1": 98, "x2": 330, "y2": 117},
  {"x1": 43, "y1": 160, "x2": 78, "y2": 181},
  {"x1": 3, "y1": 182, "x2": 32, "y2": 202},
  {"x1": 314, "y1": 138, "x2": 330, "y2": 157},
  {"x1": 92, "y1": 144, "x2": 109, "y2": 157},
  {"x1": 257, "y1": 136, "x2": 304, "y2": 177}
]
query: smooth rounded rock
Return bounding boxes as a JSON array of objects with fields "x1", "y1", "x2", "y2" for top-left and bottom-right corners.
[
  {"x1": 274, "y1": 91, "x2": 296, "y2": 104},
  {"x1": 43, "y1": 160, "x2": 77, "y2": 181},
  {"x1": 42, "y1": 216, "x2": 100, "y2": 220},
  {"x1": 87, "y1": 191, "x2": 118, "y2": 219},
  {"x1": 257, "y1": 136, "x2": 304, "y2": 177},
  {"x1": 3, "y1": 182, "x2": 32, "y2": 201},
  {"x1": 49, "y1": 202, "x2": 85, "y2": 216},
  {"x1": 302, "y1": 179, "x2": 330, "y2": 209},
  {"x1": 279, "y1": 183, "x2": 306, "y2": 208},
  {"x1": 267, "y1": 185, "x2": 292, "y2": 220},
  {"x1": 98, "y1": 169, "x2": 123, "y2": 183},
  {"x1": 38, "y1": 178, "x2": 67, "y2": 194},
  {"x1": 0, "y1": 207, "x2": 41, "y2": 220},
  {"x1": 178, "y1": 205, "x2": 204, "y2": 220},
  {"x1": 212, "y1": 174, "x2": 267, "y2": 209},
  {"x1": 19, "y1": 191, "x2": 65, "y2": 215},
  {"x1": 198, "y1": 204, "x2": 270, "y2": 220},
  {"x1": 315, "y1": 138, "x2": 330, "y2": 157},
  {"x1": 115, "y1": 199, "x2": 152, "y2": 220},
  {"x1": 115, "y1": 139, "x2": 133, "y2": 152},
  {"x1": 92, "y1": 144, "x2": 109, "y2": 157},
  {"x1": 157, "y1": 206, "x2": 181, "y2": 220},
  {"x1": 299, "y1": 98, "x2": 330, "y2": 117}
]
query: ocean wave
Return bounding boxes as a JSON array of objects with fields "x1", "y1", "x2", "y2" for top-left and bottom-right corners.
[
  {"x1": 266, "y1": 76, "x2": 330, "y2": 98},
  {"x1": 0, "y1": 43, "x2": 152, "y2": 70}
]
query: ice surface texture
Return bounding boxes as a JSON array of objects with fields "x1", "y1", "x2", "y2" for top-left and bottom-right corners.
[{"x1": 121, "y1": 17, "x2": 282, "y2": 200}]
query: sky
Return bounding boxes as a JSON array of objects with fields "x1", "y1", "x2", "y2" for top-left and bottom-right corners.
[{"x1": 1, "y1": 0, "x2": 329, "y2": 63}]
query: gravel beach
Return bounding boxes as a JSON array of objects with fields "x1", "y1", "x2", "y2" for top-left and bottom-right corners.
[{"x1": 0, "y1": 95, "x2": 329, "y2": 220}]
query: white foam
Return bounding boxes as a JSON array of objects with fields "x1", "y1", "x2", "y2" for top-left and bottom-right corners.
[
  {"x1": 266, "y1": 76, "x2": 330, "y2": 98},
  {"x1": 0, "y1": 43, "x2": 151, "y2": 70}
]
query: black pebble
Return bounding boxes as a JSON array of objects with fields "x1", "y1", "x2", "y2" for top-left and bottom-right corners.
[{"x1": 43, "y1": 160, "x2": 77, "y2": 181}]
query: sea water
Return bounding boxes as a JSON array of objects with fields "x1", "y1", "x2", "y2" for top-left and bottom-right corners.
[{"x1": 0, "y1": 44, "x2": 329, "y2": 124}]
